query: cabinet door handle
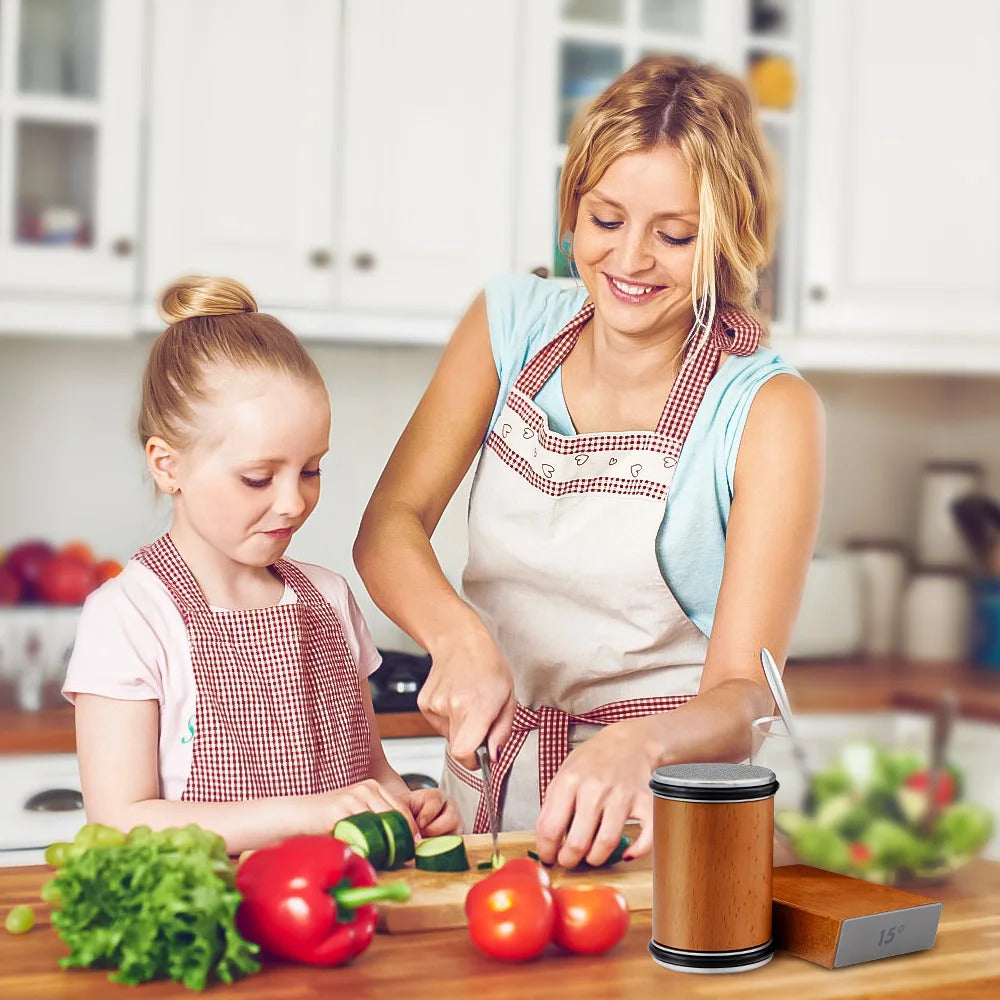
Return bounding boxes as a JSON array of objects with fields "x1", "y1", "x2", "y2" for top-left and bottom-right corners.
[
  {"x1": 111, "y1": 237, "x2": 134, "y2": 257},
  {"x1": 530, "y1": 265, "x2": 550, "y2": 278},
  {"x1": 309, "y1": 248, "x2": 333, "y2": 268},
  {"x1": 808, "y1": 285, "x2": 827, "y2": 302},
  {"x1": 352, "y1": 251, "x2": 376, "y2": 271}
]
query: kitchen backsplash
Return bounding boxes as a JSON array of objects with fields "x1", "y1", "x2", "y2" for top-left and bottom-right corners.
[{"x1": 1, "y1": 336, "x2": 999, "y2": 651}]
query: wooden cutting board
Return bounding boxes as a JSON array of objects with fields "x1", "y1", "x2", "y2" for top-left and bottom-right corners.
[{"x1": 376, "y1": 828, "x2": 651, "y2": 933}]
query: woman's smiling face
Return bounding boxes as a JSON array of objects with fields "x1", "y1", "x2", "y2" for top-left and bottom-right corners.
[{"x1": 571, "y1": 143, "x2": 700, "y2": 342}]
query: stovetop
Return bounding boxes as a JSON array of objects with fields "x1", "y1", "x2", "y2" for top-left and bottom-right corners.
[{"x1": 370, "y1": 648, "x2": 432, "y2": 713}]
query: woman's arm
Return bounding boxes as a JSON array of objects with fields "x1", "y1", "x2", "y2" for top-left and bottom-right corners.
[
  {"x1": 75, "y1": 693, "x2": 415, "y2": 854},
  {"x1": 535, "y1": 373, "x2": 826, "y2": 866},
  {"x1": 353, "y1": 293, "x2": 515, "y2": 767}
]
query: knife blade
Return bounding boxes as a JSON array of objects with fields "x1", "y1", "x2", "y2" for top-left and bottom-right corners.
[{"x1": 475, "y1": 742, "x2": 501, "y2": 867}]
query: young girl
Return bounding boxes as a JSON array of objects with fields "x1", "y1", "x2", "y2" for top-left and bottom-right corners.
[{"x1": 63, "y1": 276, "x2": 459, "y2": 853}]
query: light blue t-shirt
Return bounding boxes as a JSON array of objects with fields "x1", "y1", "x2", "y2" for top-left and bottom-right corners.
[{"x1": 482, "y1": 274, "x2": 799, "y2": 638}]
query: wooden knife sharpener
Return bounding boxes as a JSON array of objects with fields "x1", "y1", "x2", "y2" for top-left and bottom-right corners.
[{"x1": 772, "y1": 865, "x2": 942, "y2": 968}]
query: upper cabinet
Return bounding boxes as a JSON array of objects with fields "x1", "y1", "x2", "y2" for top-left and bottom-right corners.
[
  {"x1": 337, "y1": 0, "x2": 516, "y2": 316},
  {"x1": 144, "y1": 0, "x2": 339, "y2": 311},
  {"x1": 800, "y1": 0, "x2": 1000, "y2": 338},
  {"x1": 0, "y1": 0, "x2": 142, "y2": 306},
  {"x1": 515, "y1": 0, "x2": 805, "y2": 334},
  {"x1": 144, "y1": 0, "x2": 517, "y2": 327}
]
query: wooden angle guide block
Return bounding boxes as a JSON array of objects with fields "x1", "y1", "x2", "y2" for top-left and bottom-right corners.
[{"x1": 772, "y1": 864, "x2": 943, "y2": 969}]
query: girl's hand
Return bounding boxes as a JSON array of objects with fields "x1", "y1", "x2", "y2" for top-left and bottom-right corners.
[
  {"x1": 533, "y1": 718, "x2": 660, "y2": 868},
  {"x1": 313, "y1": 779, "x2": 418, "y2": 838},
  {"x1": 419, "y1": 623, "x2": 516, "y2": 769},
  {"x1": 407, "y1": 788, "x2": 463, "y2": 837}
]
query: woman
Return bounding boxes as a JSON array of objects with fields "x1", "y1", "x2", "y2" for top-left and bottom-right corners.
[{"x1": 353, "y1": 55, "x2": 824, "y2": 867}]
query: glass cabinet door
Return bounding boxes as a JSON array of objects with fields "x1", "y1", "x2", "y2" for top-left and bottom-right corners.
[{"x1": 0, "y1": 0, "x2": 142, "y2": 303}]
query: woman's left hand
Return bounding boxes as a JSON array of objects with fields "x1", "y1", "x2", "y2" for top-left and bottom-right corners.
[
  {"x1": 533, "y1": 718, "x2": 660, "y2": 868},
  {"x1": 407, "y1": 787, "x2": 463, "y2": 837}
]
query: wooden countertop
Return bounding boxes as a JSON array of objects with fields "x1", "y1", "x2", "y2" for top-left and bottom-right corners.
[
  {"x1": 2, "y1": 657, "x2": 999, "y2": 755},
  {"x1": 2, "y1": 859, "x2": 999, "y2": 998}
]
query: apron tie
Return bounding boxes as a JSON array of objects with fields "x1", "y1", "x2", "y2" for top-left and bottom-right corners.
[{"x1": 459, "y1": 695, "x2": 694, "y2": 835}]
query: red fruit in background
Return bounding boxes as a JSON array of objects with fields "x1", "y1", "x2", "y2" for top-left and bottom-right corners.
[
  {"x1": 905, "y1": 769, "x2": 956, "y2": 807},
  {"x1": 36, "y1": 554, "x2": 99, "y2": 605},
  {"x1": 0, "y1": 565, "x2": 23, "y2": 604},
  {"x1": 849, "y1": 842, "x2": 873, "y2": 865},
  {"x1": 95, "y1": 559, "x2": 124, "y2": 584},
  {"x1": 60, "y1": 540, "x2": 95, "y2": 564},
  {"x1": 4, "y1": 540, "x2": 55, "y2": 601}
]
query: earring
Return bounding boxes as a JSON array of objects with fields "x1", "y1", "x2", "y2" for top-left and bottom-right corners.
[{"x1": 166, "y1": 485, "x2": 177, "y2": 494}]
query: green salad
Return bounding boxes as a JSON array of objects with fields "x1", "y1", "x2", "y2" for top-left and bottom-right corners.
[{"x1": 776, "y1": 741, "x2": 993, "y2": 883}]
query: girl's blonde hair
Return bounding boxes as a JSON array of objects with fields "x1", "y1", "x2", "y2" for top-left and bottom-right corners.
[
  {"x1": 558, "y1": 54, "x2": 776, "y2": 339},
  {"x1": 139, "y1": 276, "x2": 323, "y2": 448}
]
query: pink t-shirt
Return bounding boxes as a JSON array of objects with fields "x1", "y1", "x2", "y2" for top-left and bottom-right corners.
[{"x1": 62, "y1": 558, "x2": 382, "y2": 800}]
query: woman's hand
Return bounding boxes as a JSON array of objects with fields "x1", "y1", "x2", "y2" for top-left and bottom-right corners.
[
  {"x1": 534, "y1": 718, "x2": 661, "y2": 868},
  {"x1": 407, "y1": 788, "x2": 463, "y2": 837},
  {"x1": 419, "y1": 622, "x2": 516, "y2": 769}
]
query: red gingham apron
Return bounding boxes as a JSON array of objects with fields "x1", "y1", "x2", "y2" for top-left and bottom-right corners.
[
  {"x1": 439, "y1": 302, "x2": 762, "y2": 833},
  {"x1": 135, "y1": 534, "x2": 373, "y2": 801}
]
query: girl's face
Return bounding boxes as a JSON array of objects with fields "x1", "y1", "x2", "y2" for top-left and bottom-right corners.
[
  {"x1": 171, "y1": 370, "x2": 331, "y2": 569},
  {"x1": 572, "y1": 143, "x2": 700, "y2": 342}
]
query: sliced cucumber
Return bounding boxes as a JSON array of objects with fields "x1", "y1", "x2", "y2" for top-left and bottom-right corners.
[
  {"x1": 333, "y1": 811, "x2": 388, "y2": 869},
  {"x1": 415, "y1": 835, "x2": 470, "y2": 872},
  {"x1": 576, "y1": 833, "x2": 631, "y2": 869},
  {"x1": 476, "y1": 853, "x2": 506, "y2": 871},
  {"x1": 378, "y1": 810, "x2": 416, "y2": 869}
]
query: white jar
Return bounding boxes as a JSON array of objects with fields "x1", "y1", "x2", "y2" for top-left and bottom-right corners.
[
  {"x1": 846, "y1": 540, "x2": 909, "y2": 657},
  {"x1": 916, "y1": 461, "x2": 982, "y2": 570},
  {"x1": 901, "y1": 571, "x2": 972, "y2": 662}
]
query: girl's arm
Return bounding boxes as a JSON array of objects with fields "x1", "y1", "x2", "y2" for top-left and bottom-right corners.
[
  {"x1": 75, "y1": 693, "x2": 415, "y2": 855},
  {"x1": 353, "y1": 292, "x2": 515, "y2": 767},
  {"x1": 536, "y1": 373, "x2": 826, "y2": 867}
]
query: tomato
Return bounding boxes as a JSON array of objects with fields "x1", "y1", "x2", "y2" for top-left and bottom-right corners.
[
  {"x1": 905, "y1": 769, "x2": 956, "y2": 807},
  {"x1": 36, "y1": 554, "x2": 99, "y2": 605},
  {"x1": 59, "y1": 540, "x2": 95, "y2": 564},
  {"x1": 551, "y1": 883, "x2": 629, "y2": 955},
  {"x1": 95, "y1": 558, "x2": 124, "y2": 584},
  {"x1": 464, "y1": 869, "x2": 554, "y2": 962},
  {"x1": 497, "y1": 858, "x2": 551, "y2": 888}
]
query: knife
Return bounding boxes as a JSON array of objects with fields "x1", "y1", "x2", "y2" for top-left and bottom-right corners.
[{"x1": 475, "y1": 742, "x2": 501, "y2": 868}]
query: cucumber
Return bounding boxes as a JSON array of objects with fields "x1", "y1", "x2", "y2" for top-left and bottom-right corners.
[
  {"x1": 378, "y1": 810, "x2": 416, "y2": 869},
  {"x1": 333, "y1": 811, "x2": 388, "y2": 869},
  {"x1": 415, "y1": 835, "x2": 470, "y2": 872},
  {"x1": 527, "y1": 834, "x2": 630, "y2": 869}
]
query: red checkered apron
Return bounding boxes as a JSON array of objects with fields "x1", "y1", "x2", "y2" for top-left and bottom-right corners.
[
  {"x1": 440, "y1": 302, "x2": 762, "y2": 833},
  {"x1": 135, "y1": 534, "x2": 373, "y2": 801}
]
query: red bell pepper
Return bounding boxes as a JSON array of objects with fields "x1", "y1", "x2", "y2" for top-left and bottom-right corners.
[{"x1": 235, "y1": 835, "x2": 410, "y2": 966}]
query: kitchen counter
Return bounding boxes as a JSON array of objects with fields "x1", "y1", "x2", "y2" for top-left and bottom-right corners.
[
  {"x1": 3, "y1": 657, "x2": 1000, "y2": 754},
  {"x1": 1, "y1": 859, "x2": 999, "y2": 998}
]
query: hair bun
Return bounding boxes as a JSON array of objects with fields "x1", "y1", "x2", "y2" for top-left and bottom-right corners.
[{"x1": 158, "y1": 276, "x2": 258, "y2": 325}]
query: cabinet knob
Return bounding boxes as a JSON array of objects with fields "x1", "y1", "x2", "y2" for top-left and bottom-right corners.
[
  {"x1": 808, "y1": 285, "x2": 827, "y2": 302},
  {"x1": 530, "y1": 265, "x2": 550, "y2": 278},
  {"x1": 352, "y1": 251, "x2": 376, "y2": 271},
  {"x1": 111, "y1": 236, "x2": 134, "y2": 257},
  {"x1": 309, "y1": 248, "x2": 333, "y2": 268}
]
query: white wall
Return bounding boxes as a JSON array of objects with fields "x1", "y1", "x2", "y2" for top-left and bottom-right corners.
[{"x1": 1, "y1": 336, "x2": 999, "y2": 649}]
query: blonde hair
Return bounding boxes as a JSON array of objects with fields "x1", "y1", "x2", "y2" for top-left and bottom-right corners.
[
  {"x1": 139, "y1": 276, "x2": 324, "y2": 449},
  {"x1": 558, "y1": 55, "x2": 776, "y2": 340}
]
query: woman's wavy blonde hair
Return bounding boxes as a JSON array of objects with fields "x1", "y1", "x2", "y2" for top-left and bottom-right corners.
[
  {"x1": 558, "y1": 54, "x2": 776, "y2": 341},
  {"x1": 139, "y1": 275, "x2": 323, "y2": 450}
]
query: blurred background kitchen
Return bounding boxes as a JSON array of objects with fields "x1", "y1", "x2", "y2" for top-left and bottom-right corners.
[{"x1": 1, "y1": 0, "x2": 999, "y2": 872}]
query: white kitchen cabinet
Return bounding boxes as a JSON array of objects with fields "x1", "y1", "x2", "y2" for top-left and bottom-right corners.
[
  {"x1": 337, "y1": 0, "x2": 517, "y2": 316},
  {"x1": 515, "y1": 0, "x2": 805, "y2": 334},
  {"x1": 143, "y1": 0, "x2": 339, "y2": 312},
  {"x1": 800, "y1": 0, "x2": 1000, "y2": 339},
  {"x1": 0, "y1": 0, "x2": 142, "y2": 324}
]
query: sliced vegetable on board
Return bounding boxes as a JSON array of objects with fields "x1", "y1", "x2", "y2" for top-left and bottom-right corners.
[{"x1": 415, "y1": 835, "x2": 470, "y2": 872}]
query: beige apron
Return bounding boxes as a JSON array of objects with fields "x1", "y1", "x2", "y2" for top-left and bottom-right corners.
[{"x1": 441, "y1": 302, "x2": 762, "y2": 832}]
